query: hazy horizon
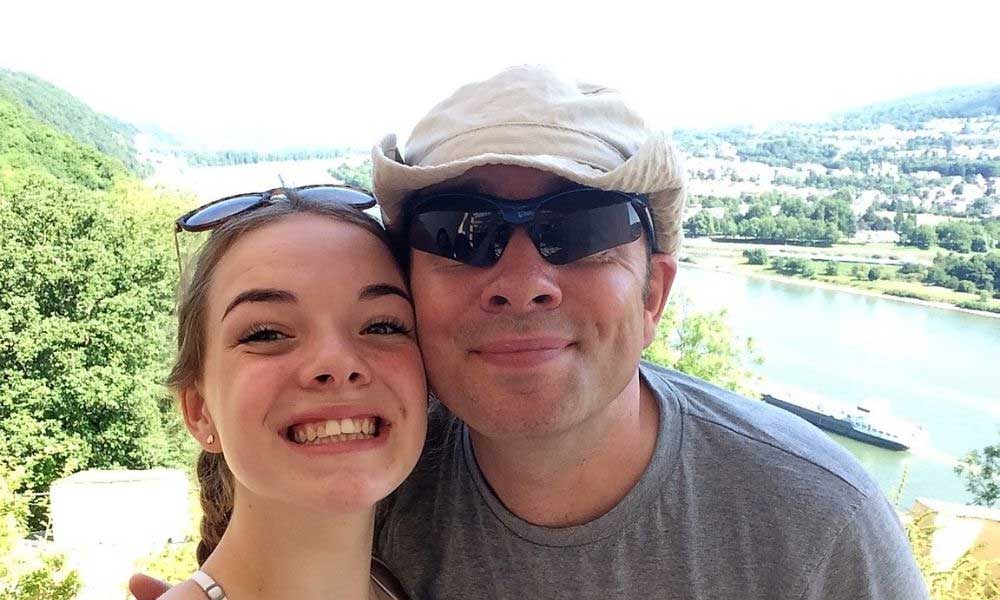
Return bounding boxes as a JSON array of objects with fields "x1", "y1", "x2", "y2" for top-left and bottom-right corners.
[{"x1": 5, "y1": 0, "x2": 999, "y2": 151}]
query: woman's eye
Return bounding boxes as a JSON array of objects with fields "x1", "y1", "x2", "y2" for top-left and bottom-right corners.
[
  {"x1": 362, "y1": 317, "x2": 412, "y2": 336},
  {"x1": 237, "y1": 325, "x2": 288, "y2": 344}
]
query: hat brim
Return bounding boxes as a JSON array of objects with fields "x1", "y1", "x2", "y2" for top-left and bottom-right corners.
[{"x1": 372, "y1": 133, "x2": 687, "y2": 255}]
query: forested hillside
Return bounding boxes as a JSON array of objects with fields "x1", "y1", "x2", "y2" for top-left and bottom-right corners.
[
  {"x1": 834, "y1": 84, "x2": 1000, "y2": 130},
  {"x1": 0, "y1": 68, "x2": 145, "y2": 175},
  {"x1": 0, "y1": 74, "x2": 193, "y2": 530}
]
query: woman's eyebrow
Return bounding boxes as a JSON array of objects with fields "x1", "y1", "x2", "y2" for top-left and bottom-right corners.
[
  {"x1": 358, "y1": 283, "x2": 412, "y2": 304},
  {"x1": 222, "y1": 288, "x2": 297, "y2": 321}
]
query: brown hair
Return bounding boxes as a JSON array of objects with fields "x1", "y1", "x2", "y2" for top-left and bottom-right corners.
[{"x1": 165, "y1": 191, "x2": 394, "y2": 565}]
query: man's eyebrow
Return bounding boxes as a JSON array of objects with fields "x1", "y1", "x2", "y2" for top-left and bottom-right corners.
[
  {"x1": 358, "y1": 283, "x2": 412, "y2": 304},
  {"x1": 222, "y1": 288, "x2": 297, "y2": 321}
]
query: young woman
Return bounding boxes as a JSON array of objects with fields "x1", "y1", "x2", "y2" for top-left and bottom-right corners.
[{"x1": 161, "y1": 186, "x2": 425, "y2": 600}]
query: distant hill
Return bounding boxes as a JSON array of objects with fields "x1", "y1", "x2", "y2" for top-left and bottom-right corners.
[
  {"x1": 834, "y1": 84, "x2": 1000, "y2": 130},
  {"x1": 0, "y1": 68, "x2": 145, "y2": 175},
  {"x1": 0, "y1": 96, "x2": 127, "y2": 191}
]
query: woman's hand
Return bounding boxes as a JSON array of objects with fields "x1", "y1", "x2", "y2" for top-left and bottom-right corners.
[{"x1": 129, "y1": 573, "x2": 172, "y2": 599}]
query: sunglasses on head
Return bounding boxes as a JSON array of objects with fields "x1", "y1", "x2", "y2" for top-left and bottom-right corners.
[
  {"x1": 404, "y1": 186, "x2": 657, "y2": 267},
  {"x1": 173, "y1": 184, "x2": 376, "y2": 270},
  {"x1": 175, "y1": 184, "x2": 376, "y2": 232}
]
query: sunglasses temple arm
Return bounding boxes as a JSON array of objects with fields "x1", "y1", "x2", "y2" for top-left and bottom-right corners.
[{"x1": 174, "y1": 229, "x2": 183, "y2": 276}]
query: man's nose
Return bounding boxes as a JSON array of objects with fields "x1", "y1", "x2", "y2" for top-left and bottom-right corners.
[{"x1": 479, "y1": 228, "x2": 563, "y2": 313}]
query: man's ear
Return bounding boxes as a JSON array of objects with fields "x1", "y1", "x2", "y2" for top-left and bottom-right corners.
[
  {"x1": 179, "y1": 386, "x2": 221, "y2": 453},
  {"x1": 643, "y1": 253, "x2": 677, "y2": 347}
]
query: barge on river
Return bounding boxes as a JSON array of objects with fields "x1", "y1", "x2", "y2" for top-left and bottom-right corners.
[{"x1": 762, "y1": 389, "x2": 917, "y2": 451}]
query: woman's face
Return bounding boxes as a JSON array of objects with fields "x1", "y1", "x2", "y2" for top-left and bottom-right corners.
[{"x1": 183, "y1": 213, "x2": 426, "y2": 513}]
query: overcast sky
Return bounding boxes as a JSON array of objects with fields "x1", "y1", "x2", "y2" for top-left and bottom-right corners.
[{"x1": 4, "y1": 0, "x2": 998, "y2": 150}]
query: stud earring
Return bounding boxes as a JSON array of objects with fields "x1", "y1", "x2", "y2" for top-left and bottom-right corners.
[{"x1": 206, "y1": 434, "x2": 215, "y2": 445}]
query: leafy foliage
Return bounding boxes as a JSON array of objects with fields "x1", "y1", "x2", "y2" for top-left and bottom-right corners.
[
  {"x1": 742, "y1": 248, "x2": 768, "y2": 265},
  {"x1": 643, "y1": 303, "x2": 761, "y2": 397},
  {"x1": 0, "y1": 68, "x2": 143, "y2": 176},
  {"x1": 182, "y1": 147, "x2": 346, "y2": 167},
  {"x1": 329, "y1": 160, "x2": 373, "y2": 190},
  {"x1": 905, "y1": 512, "x2": 1000, "y2": 600},
  {"x1": 0, "y1": 472, "x2": 81, "y2": 600},
  {"x1": 0, "y1": 94, "x2": 195, "y2": 529},
  {"x1": 954, "y1": 436, "x2": 1000, "y2": 507},
  {"x1": 0, "y1": 99, "x2": 126, "y2": 192}
]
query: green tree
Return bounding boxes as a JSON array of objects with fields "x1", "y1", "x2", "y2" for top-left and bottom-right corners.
[
  {"x1": 954, "y1": 436, "x2": 1000, "y2": 507},
  {"x1": 823, "y1": 261, "x2": 840, "y2": 276},
  {"x1": 903, "y1": 225, "x2": 936, "y2": 250},
  {"x1": 685, "y1": 211, "x2": 718, "y2": 237},
  {"x1": 778, "y1": 196, "x2": 808, "y2": 218},
  {"x1": 936, "y1": 221, "x2": 975, "y2": 253},
  {"x1": 328, "y1": 160, "x2": 373, "y2": 190},
  {"x1": 811, "y1": 193, "x2": 858, "y2": 236},
  {"x1": 868, "y1": 266, "x2": 882, "y2": 281},
  {"x1": 0, "y1": 110, "x2": 195, "y2": 528},
  {"x1": 742, "y1": 248, "x2": 768, "y2": 265},
  {"x1": 643, "y1": 304, "x2": 761, "y2": 397}
]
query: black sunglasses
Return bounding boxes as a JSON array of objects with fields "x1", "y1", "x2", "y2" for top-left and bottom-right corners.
[
  {"x1": 405, "y1": 187, "x2": 657, "y2": 267},
  {"x1": 173, "y1": 184, "x2": 377, "y2": 270}
]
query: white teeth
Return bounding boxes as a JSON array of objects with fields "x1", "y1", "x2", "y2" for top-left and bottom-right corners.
[{"x1": 289, "y1": 417, "x2": 378, "y2": 444}]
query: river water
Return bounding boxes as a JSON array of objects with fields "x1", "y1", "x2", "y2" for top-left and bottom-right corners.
[{"x1": 675, "y1": 266, "x2": 1000, "y2": 508}]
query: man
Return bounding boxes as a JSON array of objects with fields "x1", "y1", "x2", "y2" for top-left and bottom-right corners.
[
  {"x1": 369, "y1": 65, "x2": 927, "y2": 599},
  {"x1": 133, "y1": 66, "x2": 927, "y2": 599}
]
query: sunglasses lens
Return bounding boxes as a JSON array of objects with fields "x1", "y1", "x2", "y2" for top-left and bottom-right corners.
[
  {"x1": 530, "y1": 191, "x2": 644, "y2": 264},
  {"x1": 180, "y1": 194, "x2": 263, "y2": 230},
  {"x1": 409, "y1": 198, "x2": 507, "y2": 267},
  {"x1": 296, "y1": 185, "x2": 376, "y2": 209},
  {"x1": 406, "y1": 189, "x2": 648, "y2": 267}
]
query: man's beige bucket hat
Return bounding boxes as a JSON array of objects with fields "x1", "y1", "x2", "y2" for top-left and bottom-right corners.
[{"x1": 372, "y1": 65, "x2": 687, "y2": 255}]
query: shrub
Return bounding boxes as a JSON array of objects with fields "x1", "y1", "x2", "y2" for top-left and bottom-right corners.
[
  {"x1": 868, "y1": 267, "x2": 882, "y2": 281},
  {"x1": 956, "y1": 280, "x2": 978, "y2": 294},
  {"x1": 742, "y1": 248, "x2": 769, "y2": 265},
  {"x1": 957, "y1": 300, "x2": 1000, "y2": 314},
  {"x1": 906, "y1": 511, "x2": 1000, "y2": 599},
  {"x1": 884, "y1": 289, "x2": 932, "y2": 301},
  {"x1": 642, "y1": 303, "x2": 761, "y2": 398},
  {"x1": 0, "y1": 472, "x2": 81, "y2": 600}
]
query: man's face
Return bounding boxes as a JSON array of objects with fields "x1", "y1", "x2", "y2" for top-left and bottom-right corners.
[{"x1": 409, "y1": 165, "x2": 674, "y2": 440}]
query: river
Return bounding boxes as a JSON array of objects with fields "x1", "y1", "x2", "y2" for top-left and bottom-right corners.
[{"x1": 675, "y1": 266, "x2": 1000, "y2": 508}]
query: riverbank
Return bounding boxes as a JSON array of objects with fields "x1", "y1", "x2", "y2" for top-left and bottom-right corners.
[{"x1": 680, "y1": 240, "x2": 1000, "y2": 320}]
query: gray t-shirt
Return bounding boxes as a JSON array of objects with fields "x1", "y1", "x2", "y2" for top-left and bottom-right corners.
[{"x1": 375, "y1": 363, "x2": 928, "y2": 599}]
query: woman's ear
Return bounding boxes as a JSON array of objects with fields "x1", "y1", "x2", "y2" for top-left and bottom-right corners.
[{"x1": 180, "y1": 386, "x2": 221, "y2": 453}]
